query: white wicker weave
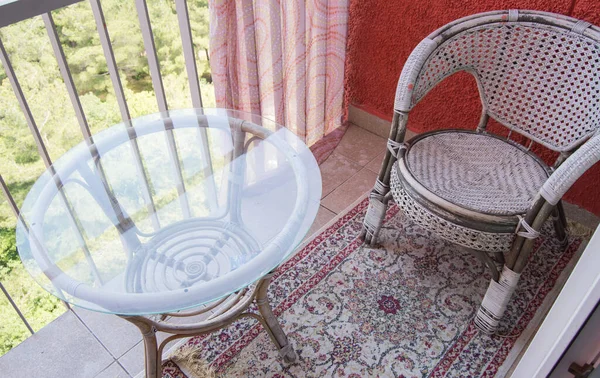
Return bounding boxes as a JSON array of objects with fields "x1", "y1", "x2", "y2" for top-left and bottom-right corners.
[
  {"x1": 394, "y1": 38, "x2": 437, "y2": 112},
  {"x1": 391, "y1": 165, "x2": 515, "y2": 253},
  {"x1": 363, "y1": 10, "x2": 600, "y2": 334},
  {"x1": 409, "y1": 22, "x2": 600, "y2": 153},
  {"x1": 406, "y1": 131, "x2": 549, "y2": 215},
  {"x1": 541, "y1": 131, "x2": 600, "y2": 205}
]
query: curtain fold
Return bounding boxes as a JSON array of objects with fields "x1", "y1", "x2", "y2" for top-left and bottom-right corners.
[{"x1": 209, "y1": 0, "x2": 349, "y2": 161}]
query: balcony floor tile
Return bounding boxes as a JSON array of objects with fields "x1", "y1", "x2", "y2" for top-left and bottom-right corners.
[
  {"x1": 321, "y1": 168, "x2": 378, "y2": 214},
  {"x1": 95, "y1": 362, "x2": 130, "y2": 378},
  {"x1": 0, "y1": 310, "x2": 114, "y2": 378},
  {"x1": 118, "y1": 341, "x2": 145, "y2": 377},
  {"x1": 320, "y1": 152, "x2": 362, "y2": 198},
  {"x1": 73, "y1": 307, "x2": 142, "y2": 359},
  {"x1": 365, "y1": 151, "x2": 385, "y2": 174},
  {"x1": 306, "y1": 206, "x2": 336, "y2": 240},
  {"x1": 334, "y1": 124, "x2": 387, "y2": 167}
]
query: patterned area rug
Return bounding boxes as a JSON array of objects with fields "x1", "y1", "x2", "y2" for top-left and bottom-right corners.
[{"x1": 163, "y1": 198, "x2": 581, "y2": 377}]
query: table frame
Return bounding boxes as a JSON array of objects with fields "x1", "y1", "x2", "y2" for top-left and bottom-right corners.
[{"x1": 121, "y1": 270, "x2": 296, "y2": 377}]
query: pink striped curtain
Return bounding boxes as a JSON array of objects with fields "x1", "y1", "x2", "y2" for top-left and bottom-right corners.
[{"x1": 208, "y1": 0, "x2": 349, "y2": 161}]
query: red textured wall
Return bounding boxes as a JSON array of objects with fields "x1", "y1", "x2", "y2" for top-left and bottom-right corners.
[{"x1": 345, "y1": 0, "x2": 600, "y2": 215}]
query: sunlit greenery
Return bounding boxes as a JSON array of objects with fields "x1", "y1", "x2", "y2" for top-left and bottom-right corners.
[{"x1": 0, "y1": 0, "x2": 214, "y2": 355}]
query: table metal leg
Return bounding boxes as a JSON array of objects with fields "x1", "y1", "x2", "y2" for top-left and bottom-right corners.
[
  {"x1": 255, "y1": 273, "x2": 297, "y2": 363},
  {"x1": 124, "y1": 317, "x2": 162, "y2": 378}
]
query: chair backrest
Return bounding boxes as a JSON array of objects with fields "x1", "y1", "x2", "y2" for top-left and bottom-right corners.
[{"x1": 394, "y1": 10, "x2": 600, "y2": 153}]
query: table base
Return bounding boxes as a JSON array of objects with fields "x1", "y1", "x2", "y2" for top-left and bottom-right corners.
[{"x1": 119, "y1": 272, "x2": 296, "y2": 378}]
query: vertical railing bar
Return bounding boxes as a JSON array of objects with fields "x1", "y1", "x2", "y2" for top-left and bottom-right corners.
[
  {"x1": 194, "y1": 123, "x2": 218, "y2": 214},
  {"x1": 0, "y1": 175, "x2": 70, "y2": 310},
  {"x1": 59, "y1": 193, "x2": 106, "y2": 285},
  {"x1": 0, "y1": 38, "x2": 52, "y2": 169},
  {"x1": 42, "y1": 12, "x2": 92, "y2": 143},
  {"x1": 0, "y1": 281, "x2": 34, "y2": 335},
  {"x1": 0, "y1": 174, "x2": 21, "y2": 220},
  {"x1": 45, "y1": 11, "x2": 157, "y2": 282},
  {"x1": 135, "y1": 0, "x2": 191, "y2": 218},
  {"x1": 129, "y1": 144, "x2": 161, "y2": 230},
  {"x1": 173, "y1": 0, "x2": 218, "y2": 213},
  {"x1": 0, "y1": 38, "x2": 103, "y2": 285},
  {"x1": 173, "y1": 0, "x2": 203, "y2": 109},
  {"x1": 89, "y1": 0, "x2": 160, "y2": 230},
  {"x1": 134, "y1": 0, "x2": 168, "y2": 112},
  {"x1": 164, "y1": 126, "x2": 192, "y2": 219},
  {"x1": 128, "y1": 142, "x2": 161, "y2": 231},
  {"x1": 228, "y1": 121, "x2": 246, "y2": 224},
  {"x1": 89, "y1": 0, "x2": 130, "y2": 122}
]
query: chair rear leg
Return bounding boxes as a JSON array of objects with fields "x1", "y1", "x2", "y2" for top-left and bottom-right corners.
[
  {"x1": 491, "y1": 252, "x2": 505, "y2": 264},
  {"x1": 552, "y1": 201, "x2": 569, "y2": 246},
  {"x1": 491, "y1": 252, "x2": 505, "y2": 274},
  {"x1": 465, "y1": 248, "x2": 500, "y2": 282}
]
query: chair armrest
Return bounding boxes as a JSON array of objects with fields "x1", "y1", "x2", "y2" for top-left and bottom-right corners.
[
  {"x1": 393, "y1": 38, "x2": 437, "y2": 112},
  {"x1": 540, "y1": 133, "x2": 600, "y2": 205}
]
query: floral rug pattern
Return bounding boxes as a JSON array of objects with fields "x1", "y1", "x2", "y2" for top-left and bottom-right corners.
[
  {"x1": 167, "y1": 199, "x2": 580, "y2": 377},
  {"x1": 162, "y1": 360, "x2": 188, "y2": 378}
]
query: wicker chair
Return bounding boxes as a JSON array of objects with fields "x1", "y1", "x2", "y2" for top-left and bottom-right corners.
[{"x1": 361, "y1": 9, "x2": 600, "y2": 334}]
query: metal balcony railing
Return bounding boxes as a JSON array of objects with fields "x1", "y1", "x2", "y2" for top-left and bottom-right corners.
[{"x1": 0, "y1": 0, "x2": 211, "y2": 346}]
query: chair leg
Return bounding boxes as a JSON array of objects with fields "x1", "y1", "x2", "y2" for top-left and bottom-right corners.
[
  {"x1": 361, "y1": 190, "x2": 389, "y2": 245},
  {"x1": 361, "y1": 112, "x2": 407, "y2": 245},
  {"x1": 465, "y1": 248, "x2": 500, "y2": 282},
  {"x1": 360, "y1": 152, "x2": 394, "y2": 245},
  {"x1": 474, "y1": 202, "x2": 552, "y2": 335},
  {"x1": 552, "y1": 201, "x2": 569, "y2": 246},
  {"x1": 491, "y1": 252, "x2": 505, "y2": 273},
  {"x1": 474, "y1": 236, "x2": 533, "y2": 334},
  {"x1": 474, "y1": 264, "x2": 521, "y2": 334}
]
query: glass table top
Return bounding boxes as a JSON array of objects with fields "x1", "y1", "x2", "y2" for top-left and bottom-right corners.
[{"x1": 16, "y1": 109, "x2": 321, "y2": 315}]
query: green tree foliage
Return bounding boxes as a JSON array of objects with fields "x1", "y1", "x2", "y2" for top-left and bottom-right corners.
[{"x1": 0, "y1": 0, "x2": 214, "y2": 355}]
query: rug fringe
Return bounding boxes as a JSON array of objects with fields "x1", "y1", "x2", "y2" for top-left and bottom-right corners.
[
  {"x1": 567, "y1": 219, "x2": 594, "y2": 239},
  {"x1": 170, "y1": 344, "x2": 216, "y2": 378}
]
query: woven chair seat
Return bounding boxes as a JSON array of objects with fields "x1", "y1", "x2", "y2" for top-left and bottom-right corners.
[{"x1": 404, "y1": 131, "x2": 549, "y2": 216}]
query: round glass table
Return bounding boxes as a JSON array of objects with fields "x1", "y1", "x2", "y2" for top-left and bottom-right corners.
[{"x1": 16, "y1": 109, "x2": 321, "y2": 376}]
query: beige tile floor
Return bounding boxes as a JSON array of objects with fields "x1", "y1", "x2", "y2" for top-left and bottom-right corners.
[
  {"x1": 0, "y1": 124, "x2": 387, "y2": 378},
  {"x1": 307, "y1": 124, "x2": 385, "y2": 237}
]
